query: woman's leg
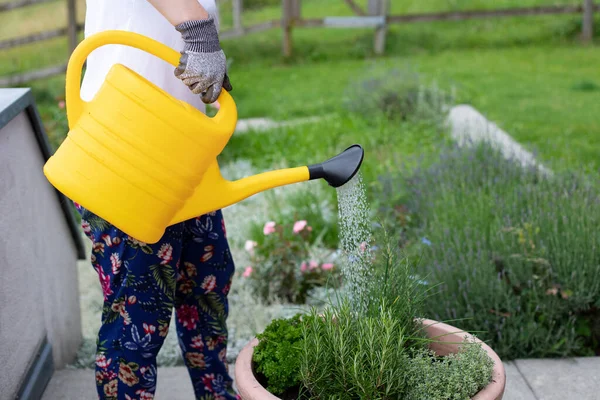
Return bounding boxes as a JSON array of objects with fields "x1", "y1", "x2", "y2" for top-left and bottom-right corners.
[
  {"x1": 78, "y1": 205, "x2": 184, "y2": 400},
  {"x1": 175, "y1": 210, "x2": 237, "y2": 399}
]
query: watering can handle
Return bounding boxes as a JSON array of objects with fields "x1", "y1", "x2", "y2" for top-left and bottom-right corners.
[{"x1": 65, "y1": 30, "x2": 235, "y2": 129}]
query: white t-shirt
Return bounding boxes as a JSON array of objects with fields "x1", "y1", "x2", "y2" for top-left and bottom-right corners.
[{"x1": 80, "y1": 0, "x2": 219, "y2": 113}]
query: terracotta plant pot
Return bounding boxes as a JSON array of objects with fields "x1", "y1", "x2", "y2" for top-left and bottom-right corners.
[{"x1": 234, "y1": 318, "x2": 506, "y2": 400}]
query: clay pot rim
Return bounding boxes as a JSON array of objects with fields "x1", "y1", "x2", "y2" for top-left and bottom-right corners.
[{"x1": 234, "y1": 318, "x2": 506, "y2": 400}]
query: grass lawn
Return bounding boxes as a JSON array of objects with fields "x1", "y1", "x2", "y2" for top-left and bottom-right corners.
[{"x1": 2, "y1": 0, "x2": 599, "y2": 172}]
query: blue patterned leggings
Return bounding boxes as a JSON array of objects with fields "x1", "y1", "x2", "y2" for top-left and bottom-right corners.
[{"x1": 77, "y1": 205, "x2": 238, "y2": 400}]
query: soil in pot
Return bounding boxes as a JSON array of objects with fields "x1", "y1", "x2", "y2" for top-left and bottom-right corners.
[{"x1": 252, "y1": 361, "x2": 308, "y2": 400}]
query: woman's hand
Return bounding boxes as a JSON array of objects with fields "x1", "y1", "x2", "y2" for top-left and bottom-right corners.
[
  {"x1": 146, "y1": 0, "x2": 232, "y2": 104},
  {"x1": 174, "y1": 17, "x2": 232, "y2": 104}
]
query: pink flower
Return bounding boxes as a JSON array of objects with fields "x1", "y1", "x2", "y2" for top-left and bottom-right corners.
[
  {"x1": 309, "y1": 260, "x2": 319, "y2": 270},
  {"x1": 244, "y1": 240, "x2": 257, "y2": 254},
  {"x1": 293, "y1": 220, "x2": 307, "y2": 233},
  {"x1": 159, "y1": 323, "x2": 169, "y2": 337},
  {"x1": 321, "y1": 263, "x2": 334, "y2": 270},
  {"x1": 222, "y1": 282, "x2": 231, "y2": 295},
  {"x1": 178, "y1": 279, "x2": 194, "y2": 295},
  {"x1": 201, "y1": 245, "x2": 214, "y2": 262},
  {"x1": 263, "y1": 221, "x2": 276, "y2": 235},
  {"x1": 191, "y1": 335, "x2": 205, "y2": 350},
  {"x1": 157, "y1": 243, "x2": 173, "y2": 265},
  {"x1": 143, "y1": 323, "x2": 156, "y2": 335},
  {"x1": 177, "y1": 304, "x2": 200, "y2": 330},
  {"x1": 300, "y1": 262, "x2": 308, "y2": 273},
  {"x1": 81, "y1": 220, "x2": 91, "y2": 235},
  {"x1": 58, "y1": 100, "x2": 65, "y2": 109},
  {"x1": 135, "y1": 390, "x2": 154, "y2": 400},
  {"x1": 95, "y1": 354, "x2": 112, "y2": 369},
  {"x1": 201, "y1": 275, "x2": 217, "y2": 292},
  {"x1": 110, "y1": 253, "x2": 122, "y2": 275},
  {"x1": 359, "y1": 241, "x2": 368, "y2": 252},
  {"x1": 184, "y1": 262, "x2": 197, "y2": 277},
  {"x1": 102, "y1": 234, "x2": 113, "y2": 246},
  {"x1": 242, "y1": 266, "x2": 253, "y2": 278},
  {"x1": 93, "y1": 242, "x2": 105, "y2": 254},
  {"x1": 202, "y1": 373, "x2": 215, "y2": 392},
  {"x1": 98, "y1": 270, "x2": 113, "y2": 300}
]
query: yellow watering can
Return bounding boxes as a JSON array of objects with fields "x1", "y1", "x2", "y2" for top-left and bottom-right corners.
[{"x1": 43, "y1": 31, "x2": 364, "y2": 244}]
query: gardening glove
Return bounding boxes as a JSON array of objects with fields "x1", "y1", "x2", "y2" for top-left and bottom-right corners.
[{"x1": 174, "y1": 17, "x2": 233, "y2": 104}]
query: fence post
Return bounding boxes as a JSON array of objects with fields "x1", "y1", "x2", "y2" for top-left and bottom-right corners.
[
  {"x1": 582, "y1": 0, "x2": 594, "y2": 42},
  {"x1": 67, "y1": 0, "x2": 77, "y2": 53},
  {"x1": 368, "y1": 0, "x2": 388, "y2": 55},
  {"x1": 233, "y1": 0, "x2": 243, "y2": 34},
  {"x1": 282, "y1": 0, "x2": 300, "y2": 57}
]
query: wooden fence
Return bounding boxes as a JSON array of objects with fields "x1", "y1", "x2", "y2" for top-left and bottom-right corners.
[
  {"x1": 219, "y1": 0, "x2": 597, "y2": 57},
  {"x1": 0, "y1": 0, "x2": 596, "y2": 86},
  {"x1": 0, "y1": 0, "x2": 80, "y2": 86}
]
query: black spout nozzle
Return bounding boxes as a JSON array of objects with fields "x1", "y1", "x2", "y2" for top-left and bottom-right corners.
[{"x1": 308, "y1": 144, "x2": 364, "y2": 188}]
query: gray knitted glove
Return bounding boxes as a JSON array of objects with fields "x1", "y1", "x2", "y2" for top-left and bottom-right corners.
[{"x1": 174, "y1": 17, "x2": 232, "y2": 104}]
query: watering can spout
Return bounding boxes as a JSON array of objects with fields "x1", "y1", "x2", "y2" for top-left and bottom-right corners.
[
  {"x1": 307, "y1": 144, "x2": 364, "y2": 188},
  {"x1": 170, "y1": 145, "x2": 364, "y2": 225}
]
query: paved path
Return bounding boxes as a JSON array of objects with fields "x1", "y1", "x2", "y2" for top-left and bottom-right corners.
[
  {"x1": 445, "y1": 104, "x2": 552, "y2": 176},
  {"x1": 42, "y1": 358, "x2": 599, "y2": 399},
  {"x1": 42, "y1": 365, "x2": 235, "y2": 400},
  {"x1": 234, "y1": 115, "x2": 330, "y2": 134}
]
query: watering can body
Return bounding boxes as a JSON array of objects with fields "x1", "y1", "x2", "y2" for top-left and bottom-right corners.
[{"x1": 44, "y1": 31, "x2": 364, "y2": 244}]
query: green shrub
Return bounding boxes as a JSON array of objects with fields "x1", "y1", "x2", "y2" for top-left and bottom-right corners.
[
  {"x1": 379, "y1": 142, "x2": 600, "y2": 359},
  {"x1": 405, "y1": 340, "x2": 494, "y2": 400},
  {"x1": 241, "y1": 0, "x2": 280, "y2": 10},
  {"x1": 241, "y1": 186, "x2": 342, "y2": 304},
  {"x1": 342, "y1": 67, "x2": 454, "y2": 124},
  {"x1": 252, "y1": 314, "x2": 306, "y2": 395},
  {"x1": 242, "y1": 216, "x2": 342, "y2": 304}
]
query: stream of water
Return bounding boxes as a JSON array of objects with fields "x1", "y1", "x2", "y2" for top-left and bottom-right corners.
[{"x1": 336, "y1": 172, "x2": 375, "y2": 312}]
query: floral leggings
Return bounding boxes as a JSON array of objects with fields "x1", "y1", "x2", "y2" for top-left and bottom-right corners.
[{"x1": 76, "y1": 204, "x2": 238, "y2": 400}]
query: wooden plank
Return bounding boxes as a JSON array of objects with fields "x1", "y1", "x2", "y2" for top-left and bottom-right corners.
[
  {"x1": 67, "y1": 0, "x2": 77, "y2": 52},
  {"x1": 220, "y1": 20, "x2": 280, "y2": 39},
  {"x1": 232, "y1": 0, "x2": 243, "y2": 33},
  {"x1": 322, "y1": 16, "x2": 385, "y2": 28},
  {"x1": 387, "y1": 4, "x2": 600, "y2": 24},
  {"x1": 344, "y1": 0, "x2": 366, "y2": 16},
  {"x1": 367, "y1": 0, "x2": 380, "y2": 16},
  {"x1": 582, "y1": 0, "x2": 594, "y2": 42},
  {"x1": 0, "y1": 0, "x2": 54, "y2": 12},
  {"x1": 291, "y1": 0, "x2": 301, "y2": 19},
  {"x1": 282, "y1": 0, "x2": 293, "y2": 57},
  {"x1": 0, "y1": 64, "x2": 67, "y2": 87},
  {"x1": 369, "y1": 0, "x2": 389, "y2": 55},
  {"x1": 0, "y1": 24, "x2": 84, "y2": 50}
]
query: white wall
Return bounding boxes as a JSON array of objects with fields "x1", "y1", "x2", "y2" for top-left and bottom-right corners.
[{"x1": 0, "y1": 111, "x2": 82, "y2": 399}]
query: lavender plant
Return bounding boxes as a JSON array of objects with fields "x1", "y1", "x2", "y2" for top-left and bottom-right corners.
[
  {"x1": 342, "y1": 66, "x2": 454, "y2": 125},
  {"x1": 380, "y1": 141, "x2": 600, "y2": 359}
]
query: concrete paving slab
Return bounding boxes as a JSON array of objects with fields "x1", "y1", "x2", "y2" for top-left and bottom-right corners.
[
  {"x1": 42, "y1": 366, "x2": 235, "y2": 399},
  {"x1": 515, "y1": 357, "x2": 600, "y2": 400},
  {"x1": 503, "y1": 361, "x2": 537, "y2": 400},
  {"x1": 446, "y1": 104, "x2": 551, "y2": 176},
  {"x1": 235, "y1": 115, "x2": 329, "y2": 134}
]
